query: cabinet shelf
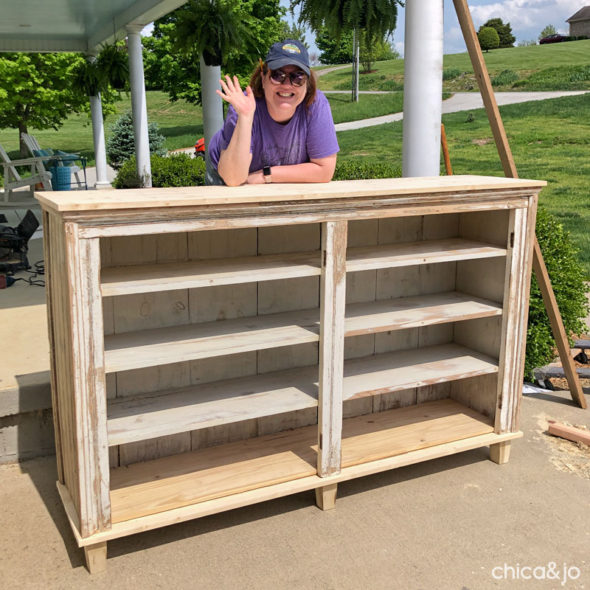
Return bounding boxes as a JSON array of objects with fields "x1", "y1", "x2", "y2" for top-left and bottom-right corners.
[
  {"x1": 109, "y1": 399, "x2": 494, "y2": 525},
  {"x1": 346, "y1": 238, "x2": 506, "y2": 272},
  {"x1": 104, "y1": 308, "x2": 321, "y2": 373},
  {"x1": 101, "y1": 251, "x2": 321, "y2": 297},
  {"x1": 107, "y1": 365, "x2": 319, "y2": 446},
  {"x1": 342, "y1": 344, "x2": 498, "y2": 401},
  {"x1": 104, "y1": 292, "x2": 501, "y2": 374},
  {"x1": 99, "y1": 239, "x2": 506, "y2": 298},
  {"x1": 344, "y1": 291, "x2": 502, "y2": 336},
  {"x1": 106, "y1": 342, "x2": 496, "y2": 446}
]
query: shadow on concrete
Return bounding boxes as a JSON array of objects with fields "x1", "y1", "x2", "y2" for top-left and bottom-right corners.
[{"x1": 17, "y1": 456, "x2": 85, "y2": 569}]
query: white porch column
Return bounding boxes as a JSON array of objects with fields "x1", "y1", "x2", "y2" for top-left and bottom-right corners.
[
  {"x1": 402, "y1": 0, "x2": 444, "y2": 177},
  {"x1": 199, "y1": 54, "x2": 224, "y2": 173},
  {"x1": 89, "y1": 93, "x2": 111, "y2": 189},
  {"x1": 126, "y1": 24, "x2": 152, "y2": 187}
]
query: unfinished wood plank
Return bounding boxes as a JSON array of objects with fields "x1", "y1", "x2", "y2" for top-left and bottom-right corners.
[
  {"x1": 104, "y1": 307, "x2": 321, "y2": 373},
  {"x1": 547, "y1": 421, "x2": 590, "y2": 446},
  {"x1": 347, "y1": 238, "x2": 506, "y2": 272},
  {"x1": 318, "y1": 221, "x2": 347, "y2": 477},
  {"x1": 344, "y1": 292, "x2": 502, "y2": 336},
  {"x1": 108, "y1": 398, "x2": 493, "y2": 524},
  {"x1": 84, "y1": 542, "x2": 107, "y2": 574},
  {"x1": 107, "y1": 365, "x2": 319, "y2": 446},
  {"x1": 341, "y1": 399, "x2": 494, "y2": 468},
  {"x1": 489, "y1": 441, "x2": 511, "y2": 464},
  {"x1": 35, "y1": 176, "x2": 546, "y2": 213},
  {"x1": 315, "y1": 484, "x2": 338, "y2": 510},
  {"x1": 101, "y1": 251, "x2": 321, "y2": 296},
  {"x1": 343, "y1": 344, "x2": 498, "y2": 401}
]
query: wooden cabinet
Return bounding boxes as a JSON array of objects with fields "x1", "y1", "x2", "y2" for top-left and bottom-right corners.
[{"x1": 37, "y1": 176, "x2": 544, "y2": 572}]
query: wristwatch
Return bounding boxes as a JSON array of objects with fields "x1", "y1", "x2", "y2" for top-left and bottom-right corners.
[{"x1": 263, "y1": 166, "x2": 272, "y2": 183}]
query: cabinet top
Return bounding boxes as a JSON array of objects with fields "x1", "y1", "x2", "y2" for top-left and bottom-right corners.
[{"x1": 35, "y1": 175, "x2": 545, "y2": 213}]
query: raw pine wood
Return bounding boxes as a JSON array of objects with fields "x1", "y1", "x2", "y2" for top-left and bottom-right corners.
[
  {"x1": 489, "y1": 441, "x2": 511, "y2": 464},
  {"x1": 441, "y1": 124, "x2": 453, "y2": 175},
  {"x1": 35, "y1": 176, "x2": 545, "y2": 212},
  {"x1": 315, "y1": 484, "x2": 338, "y2": 510},
  {"x1": 318, "y1": 221, "x2": 347, "y2": 477},
  {"x1": 347, "y1": 238, "x2": 506, "y2": 272},
  {"x1": 84, "y1": 542, "x2": 107, "y2": 574},
  {"x1": 108, "y1": 399, "x2": 492, "y2": 524},
  {"x1": 343, "y1": 344, "x2": 498, "y2": 401},
  {"x1": 547, "y1": 421, "x2": 590, "y2": 446}
]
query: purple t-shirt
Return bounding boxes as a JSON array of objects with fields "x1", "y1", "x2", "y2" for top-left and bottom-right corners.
[{"x1": 208, "y1": 89, "x2": 339, "y2": 173}]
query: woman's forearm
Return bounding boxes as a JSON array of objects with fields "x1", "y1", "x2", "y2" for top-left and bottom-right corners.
[
  {"x1": 248, "y1": 155, "x2": 337, "y2": 184},
  {"x1": 217, "y1": 114, "x2": 254, "y2": 186}
]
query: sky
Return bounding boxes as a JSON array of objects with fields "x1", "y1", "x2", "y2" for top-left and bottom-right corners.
[{"x1": 282, "y1": 0, "x2": 583, "y2": 57}]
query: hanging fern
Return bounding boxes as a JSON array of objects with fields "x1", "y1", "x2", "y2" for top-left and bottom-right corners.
[{"x1": 292, "y1": 0, "x2": 402, "y2": 40}]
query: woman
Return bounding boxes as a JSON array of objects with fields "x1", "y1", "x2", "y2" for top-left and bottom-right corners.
[{"x1": 208, "y1": 39, "x2": 339, "y2": 186}]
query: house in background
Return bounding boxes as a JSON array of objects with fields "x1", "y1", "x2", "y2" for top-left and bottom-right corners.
[{"x1": 567, "y1": 6, "x2": 590, "y2": 36}]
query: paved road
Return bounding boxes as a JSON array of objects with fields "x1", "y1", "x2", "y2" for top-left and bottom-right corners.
[{"x1": 334, "y1": 91, "x2": 589, "y2": 131}]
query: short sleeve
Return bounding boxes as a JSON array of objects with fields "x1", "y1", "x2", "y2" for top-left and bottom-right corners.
[
  {"x1": 208, "y1": 106, "x2": 249, "y2": 168},
  {"x1": 305, "y1": 91, "x2": 339, "y2": 160}
]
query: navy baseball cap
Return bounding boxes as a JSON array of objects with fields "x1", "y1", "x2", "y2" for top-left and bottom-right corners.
[{"x1": 265, "y1": 39, "x2": 310, "y2": 76}]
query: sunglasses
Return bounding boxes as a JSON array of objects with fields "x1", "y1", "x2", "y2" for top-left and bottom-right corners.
[{"x1": 268, "y1": 69, "x2": 308, "y2": 87}]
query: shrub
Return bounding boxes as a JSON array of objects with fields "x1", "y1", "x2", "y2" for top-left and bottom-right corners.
[
  {"x1": 443, "y1": 68, "x2": 462, "y2": 81},
  {"x1": 106, "y1": 111, "x2": 167, "y2": 169},
  {"x1": 333, "y1": 160, "x2": 402, "y2": 180},
  {"x1": 492, "y1": 69, "x2": 519, "y2": 87},
  {"x1": 525, "y1": 206, "x2": 589, "y2": 379},
  {"x1": 478, "y1": 27, "x2": 500, "y2": 52},
  {"x1": 113, "y1": 153, "x2": 206, "y2": 188}
]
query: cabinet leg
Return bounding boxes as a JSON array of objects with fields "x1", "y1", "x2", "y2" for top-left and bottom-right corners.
[
  {"x1": 315, "y1": 483, "x2": 338, "y2": 511},
  {"x1": 490, "y1": 441, "x2": 511, "y2": 465},
  {"x1": 84, "y1": 541, "x2": 107, "y2": 574}
]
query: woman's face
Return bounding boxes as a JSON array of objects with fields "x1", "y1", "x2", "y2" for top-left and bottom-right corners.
[{"x1": 262, "y1": 64, "x2": 308, "y2": 123}]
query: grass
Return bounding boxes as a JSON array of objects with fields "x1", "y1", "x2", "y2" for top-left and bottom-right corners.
[
  {"x1": 319, "y1": 39, "x2": 590, "y2": 92},
  {"x1": 336, "y1": 93, "x2": 590, "y2": 276},
  {"x1": 327, "y1": 93, "x2": 404, "y2": 123}
]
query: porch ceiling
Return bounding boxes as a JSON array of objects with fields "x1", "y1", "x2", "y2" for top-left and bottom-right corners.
[{"x1": 0, "y1": 0, "x2": 186, "y2": 53}]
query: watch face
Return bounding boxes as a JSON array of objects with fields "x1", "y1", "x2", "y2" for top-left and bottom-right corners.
[{"x1": 263, "y1": 166, "x2": 271, "y2": 176}]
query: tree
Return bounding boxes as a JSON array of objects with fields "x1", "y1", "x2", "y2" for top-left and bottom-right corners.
[
  {"x1": 315, "y1": 27, "x2": 354, "y2": 64},
  {"x1": 293, "y1": 0, "x2": 401, "y2": 98},
  {"x1": 0, "y1": 53, "x2": 90, "y2": 156},
  {"x1": 359, "y1": 32, "x2": 398, "y2": 72},
  {"x1": 478, "y1": 27, "x2": 500, "y2": 52},
  {"x1": 539, "y1": 25, "x2": 557, "y2": 40},
  {"x1": 480, "y1": 18, "x2": 515, "y2": 48}
]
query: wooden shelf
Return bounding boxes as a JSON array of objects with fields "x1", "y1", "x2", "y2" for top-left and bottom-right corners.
[
  {"x1": 101, "y1": 251, "x2": 321, "y2": 297},
  {"x1": 104, "y1": 292, "x2": 500, "y2": 374},
  {"x1": 342, "y1": 344, "x2": 498, "y2": 401},
  {"x1": 107, "y1": 365, "x2": 318, "y2": 446},
  {"x1": 99, "y1": 239, "x2": 505, "y2": 298},
  {"x1": 106, "y1": 342, "x2": 495, "y2": 446},
  {"x1": 104, "y1": 308, "x2": 320, "y2": 373},
  {"x1": 346, "y1": 238, "x2": 506, "y2": 272},
  {"x1": 109, "y1": 399, "x2": 494, "y2": 524},
  {"x1": 344, "y1": 292, "x2": 502, "y2": 336}
]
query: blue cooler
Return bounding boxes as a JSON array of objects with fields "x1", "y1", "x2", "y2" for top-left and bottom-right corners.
[{"x1": 50, "y1": 165, "x2": 71, "y2": 191}]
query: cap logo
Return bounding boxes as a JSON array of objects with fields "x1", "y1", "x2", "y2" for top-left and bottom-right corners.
[{"x1": 282, "y1": 43, "x2": 301, "y2": 54}]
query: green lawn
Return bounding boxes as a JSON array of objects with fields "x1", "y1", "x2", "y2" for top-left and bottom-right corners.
[
  {"x1": 336, "y1": 93, "x2": 590, "y2": 276},
  {"x1": 319, "y1": 39, "x2": 590, "y2": 92}
]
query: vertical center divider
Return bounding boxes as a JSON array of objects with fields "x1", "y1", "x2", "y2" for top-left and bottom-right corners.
[{"x1": 318, "y1": 221, "x2": 348, "y2": 477}]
